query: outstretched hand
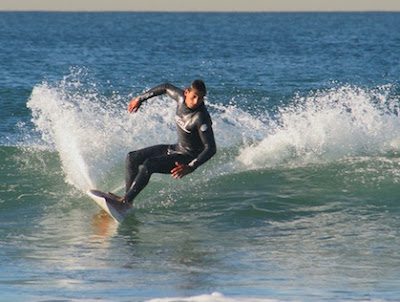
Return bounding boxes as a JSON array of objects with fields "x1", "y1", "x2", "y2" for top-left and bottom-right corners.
[
  {"x1": 128, "y1": 97, "x2": 141, "y2": 113},
  {"x1": 171, "y1": 162, "x2": 192, "y2": 179}
]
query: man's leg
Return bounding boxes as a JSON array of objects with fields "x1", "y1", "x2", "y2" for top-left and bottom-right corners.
[
  {"x1": 125, "y1": 153, "x2": 193, "y2": 204},
  {"x1": 125, "y1": 145, "x2": 169, "y2": 193}
]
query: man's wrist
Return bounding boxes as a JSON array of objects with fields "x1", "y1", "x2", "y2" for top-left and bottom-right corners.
[{"x1": 188, "y1": 159, "x2": 198, "y2": 171}]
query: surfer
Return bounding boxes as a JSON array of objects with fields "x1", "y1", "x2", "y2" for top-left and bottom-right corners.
[{"x1": 115, "y1": 80, "x2": 216, "y2": 204}]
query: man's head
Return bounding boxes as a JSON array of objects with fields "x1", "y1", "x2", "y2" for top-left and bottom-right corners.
[{"x1": 184, "y1": 79, "x2": 207, "y2": 109}]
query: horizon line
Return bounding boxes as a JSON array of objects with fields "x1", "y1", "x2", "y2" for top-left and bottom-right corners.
[{"x1": 1, "y1": 9, "x2": 400, "y2": 13}]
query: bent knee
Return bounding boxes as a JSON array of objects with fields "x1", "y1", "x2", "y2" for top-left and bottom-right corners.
[{"x1": 126, "y1": 151, "x2": 140, "y2": 166}]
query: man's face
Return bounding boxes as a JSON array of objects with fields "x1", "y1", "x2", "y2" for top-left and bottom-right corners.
[{"x1": 184, "y1": 88, "x2": 205, "y2": 109}]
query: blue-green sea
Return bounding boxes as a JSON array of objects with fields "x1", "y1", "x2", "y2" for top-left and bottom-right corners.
[{"x1": 1, "y1": 12, "x2": 400, "y2": 302}]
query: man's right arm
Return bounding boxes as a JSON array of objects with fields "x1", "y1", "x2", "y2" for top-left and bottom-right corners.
[
  {"x1": 138, "y1": 83, "x2": 183, "y2": 102},
  {"x1": 129, "y1": 83, "x2": 183, "y2": 113}
]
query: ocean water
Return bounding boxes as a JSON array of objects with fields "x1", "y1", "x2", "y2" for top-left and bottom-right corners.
[{"x1": 1, "y1": 11, "x2": 400, "y2": 302}]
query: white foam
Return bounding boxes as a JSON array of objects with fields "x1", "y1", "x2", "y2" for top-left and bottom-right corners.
[
  {"x1": 237, "y1": 85, "x2": 400, "y2": 169},
  {"x1": 145, "y1": 292, "x2": 285, "y2": 302},
  {"x1": 27, "y1": 71, "x2": 176, "y2": 190}
]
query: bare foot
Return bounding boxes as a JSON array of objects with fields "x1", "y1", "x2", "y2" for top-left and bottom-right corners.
[{"x1": 107, "y1": 192, "x2": 126, "y2": 203}]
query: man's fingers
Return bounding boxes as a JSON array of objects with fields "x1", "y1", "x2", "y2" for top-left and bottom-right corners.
[
  {"x1": 128, "y1": 97, "x2": 141, "y2": 113},
  {"x1": 171, "y1": 162, "x2": 184, "y2": 179}
]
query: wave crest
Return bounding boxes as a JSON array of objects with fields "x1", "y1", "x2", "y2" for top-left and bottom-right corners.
[{"x1": 238, "y1": 85, "x2": 400, "y2": 168}]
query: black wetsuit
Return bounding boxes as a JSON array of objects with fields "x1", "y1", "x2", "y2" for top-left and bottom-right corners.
[{"x1": 125, "y1": 83, "x2": 217, "y2": 203}]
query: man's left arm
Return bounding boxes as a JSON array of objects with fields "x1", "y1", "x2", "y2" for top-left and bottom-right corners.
[{"x1": 187, "y1": 120, "x2": 217, "y2": 171}]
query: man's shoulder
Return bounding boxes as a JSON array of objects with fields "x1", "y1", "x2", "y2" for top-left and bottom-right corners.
[
  {"x1": 165, "y1": 83, "x2": 185, "y2": 100},
  {"x1": 194, "y1": 105, "x2": 212, "y2": 125}
]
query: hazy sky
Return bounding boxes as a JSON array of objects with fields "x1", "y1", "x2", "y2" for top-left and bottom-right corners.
[{"x1": 1, "y1": 0, "x2": 400, "y2": 12}]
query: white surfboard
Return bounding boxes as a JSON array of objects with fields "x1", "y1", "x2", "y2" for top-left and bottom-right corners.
[{"x1": 86, "y1": 189, "x2": 132, "y2": 223}]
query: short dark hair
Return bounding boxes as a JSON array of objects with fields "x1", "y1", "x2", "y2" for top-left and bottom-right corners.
[{"x1": 189, "y1": 79, "x2": 207, "y2": 96}]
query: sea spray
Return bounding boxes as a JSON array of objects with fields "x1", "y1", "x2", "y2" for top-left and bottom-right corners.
[
  {"x1": 237, "y1": 85, "x2": 400, "y2": 169},
  {"x1": 25, "y1": 70, "x2": 143, "y2": 190}
]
